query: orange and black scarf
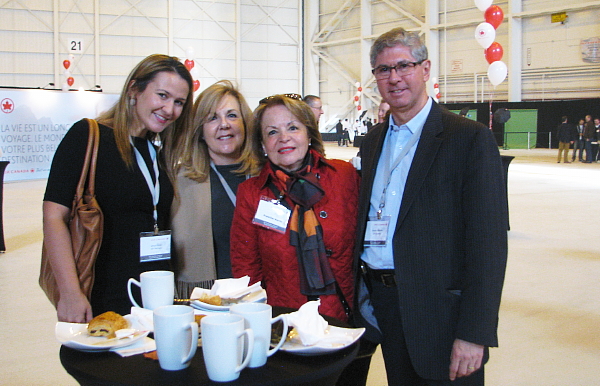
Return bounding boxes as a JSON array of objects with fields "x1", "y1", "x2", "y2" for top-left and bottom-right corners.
[{"x1": 271, "y1": 157, "x2": 336, "y2": 297}]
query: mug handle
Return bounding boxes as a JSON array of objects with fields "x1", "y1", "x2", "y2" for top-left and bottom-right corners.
[
  {"x1": 235, "y1": 329, "x2": 254, "y2": 373},
  {"x1": 182, "y1": 322, "x2": 199, "y2": 365},
  {"x1": 267, "y1": 314, "x2": 289, "y2": 357},
  {"x1": 127, "y1": 278, "x2": 142, "y2": 308}
]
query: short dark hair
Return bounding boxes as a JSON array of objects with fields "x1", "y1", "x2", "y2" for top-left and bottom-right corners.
[{"x1": 302, "y1": 95, "x2": 321, "y2": 107}]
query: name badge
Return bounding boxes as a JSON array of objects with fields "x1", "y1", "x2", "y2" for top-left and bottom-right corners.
[
  {"x1": 139, "y1": 230, "x2": 172, "y2": 262},
  {"x1": 252, "y1": 196, "x2": 291, "y2": 234},
  {"x1": 364, "y1": 216, "x2": 390, "y2": 246}
]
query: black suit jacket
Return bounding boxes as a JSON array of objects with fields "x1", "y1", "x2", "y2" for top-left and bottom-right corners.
[{"x1": 354, "y1": 101, "x2": 508, "y2": 379}]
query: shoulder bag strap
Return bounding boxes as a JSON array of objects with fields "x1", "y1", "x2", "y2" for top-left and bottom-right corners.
[
  {"x1": 84, "y1": 118, "x2": 100, "y2": 197},
  {"x1": 73, "y1": 119, "x2": 95, "y2": 204}
]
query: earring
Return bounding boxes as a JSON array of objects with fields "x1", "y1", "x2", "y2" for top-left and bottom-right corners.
[{"x1": 129, "y1": 98, "x2": 136, "y2": 106}]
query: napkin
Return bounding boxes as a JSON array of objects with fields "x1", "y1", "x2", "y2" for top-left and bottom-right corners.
[
  {"x1": 130, "y1": 307, "x2": 154, "y2": 331},
  {"x1": 190, "y1": 276, "x2": 263, "y2": 300},
  {"x1": 110, "y1": 337, "x2": 156, "y2": 357},
  {"x1": 210, "y1": 276, "x2": 250, "y2": 296},
  {"x1": 285, "y1": 300, "x2": 328, "y2": 346}
]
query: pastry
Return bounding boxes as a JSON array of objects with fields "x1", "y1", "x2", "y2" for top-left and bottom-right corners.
[
  {"x1": 197, "y1": 293, "x2": 222, "y2": 306},
  {"x1": 87, "y1": 311, "x2": 129, "y2": 338}
]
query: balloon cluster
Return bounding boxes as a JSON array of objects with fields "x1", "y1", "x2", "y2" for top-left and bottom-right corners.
[
  {"x1": 184, "y1": 47, "x2": 201, "y2": 92},
  {"x1": 433, "y1": 79, "x2": 441, "y2": 100},
  {"x1": 474, "y1": 0, "x2": 507, "y2": 87},
  {"x1": 354, "y1": 82, "x2": 362, "y2": 111},
  {"x1": 62, "y1": 54, "x2": 75, "y2": 91}
]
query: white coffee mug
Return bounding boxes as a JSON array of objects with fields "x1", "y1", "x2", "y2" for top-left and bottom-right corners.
[
  {"x1": 230, "y1": 302, "x2": 289, "y2": 368},
  {"x1": 127, "y1": 270, "x2": 174, "y2": 310},
  {"x1": 201, "y1": 313, "x2": 254, "y2": 382},
  {"x1": 153, "y1": 305, "x2": 198, "y2": 371}
]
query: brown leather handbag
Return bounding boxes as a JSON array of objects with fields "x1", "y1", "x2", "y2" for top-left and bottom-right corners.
[{"x1": 39, "y1": 118, "x2": 104, "y2": 308}]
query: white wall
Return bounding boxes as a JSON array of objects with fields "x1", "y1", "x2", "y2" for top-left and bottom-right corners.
[{"x1": 0, "y1": 0, "x2": 302, "y2": 110}]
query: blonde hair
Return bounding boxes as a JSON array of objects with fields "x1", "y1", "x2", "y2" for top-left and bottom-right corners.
[
  {"x1": 96, "y1": 54, "x2": 194, "y2": 183},
  {"x1": 176, "y1": 80, "x2": 257, "y2": 182},
  {"x1": 250, "y1": 94, "x2": 324, "y2": 168}
]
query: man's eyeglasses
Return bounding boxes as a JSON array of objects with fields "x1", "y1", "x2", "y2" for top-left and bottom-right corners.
[
  {"x1": 259, "y1": 93, "x2": 302, "y2": 104},
  {"x1": 372, "y1": 60, "x2": 425, "y2": 80}
]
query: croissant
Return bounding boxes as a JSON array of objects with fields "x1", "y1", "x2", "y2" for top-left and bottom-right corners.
[{"x1": 87, "y1": 311, "x2": 129, "y2": 338}]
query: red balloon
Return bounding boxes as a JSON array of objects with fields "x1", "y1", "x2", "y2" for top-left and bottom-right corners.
[
  {"x1": 357, "y1": 105, "x2": 362, "y2": 111},
  {"x1": 63, "y1": 60, "x2": 71, "y2": 70},
  {"x1": 357, "y1": 87, "x2": 362, "y2": 92},
  {"x1": 436, "y1": 92, "x2": 441, "y2": 99},
  {"x1": 193, "y1": 80, "x2": 200, "y2": 92},
  {"x1": 67, "y1": 77, "x2": 74, "y2": 87},
  {"x1": 354, "y1": 96, "x2": 359, "y2": 102},
  {"x1": 485, "y1": 5, "x2": 504, "y2": 29},
  {"x1": 434, "y1": 83, "x2": 439, "y2": 89},
  {"x1": 485, "y1": 42, "x2": 504, "y2": 64},
  {"x1": 184, "y1": 59, "x2": 194, "y2": 71}
]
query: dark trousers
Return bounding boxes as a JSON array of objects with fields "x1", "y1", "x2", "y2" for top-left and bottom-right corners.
[
  {"x1": 369, "y1": 280, "x2": 484, "y2": 386},
  {"x1": 584, "y1": 140, "x2": 593, "y2": 162},
  {"x1": 572, "y1": 139, "x2": 584, "y2": 161}
]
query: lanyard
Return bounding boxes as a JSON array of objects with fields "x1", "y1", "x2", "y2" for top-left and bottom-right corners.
[
  {"x1": 210, "y1": 161, "x2": 250, "y2": 207},
  {"x1": 377, "y1": 125, "x2": 423, "y2": 219},
  {"x1": 132, "y1": 138, "x2": 160, "y2": 230}
]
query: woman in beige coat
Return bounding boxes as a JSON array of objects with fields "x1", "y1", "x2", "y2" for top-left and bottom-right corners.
[{"x1": 170, "y1": 80, "x2": 257, "y2": 298}]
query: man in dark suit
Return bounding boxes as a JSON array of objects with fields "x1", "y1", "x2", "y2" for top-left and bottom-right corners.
[{"x1": 354, "y1": 27, "x2": 507, "y2": 385}]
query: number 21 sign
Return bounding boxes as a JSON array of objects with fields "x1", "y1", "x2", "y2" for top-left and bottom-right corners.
[{"x1": 68, "y1": 38, "x2": 83, "y2": 53}]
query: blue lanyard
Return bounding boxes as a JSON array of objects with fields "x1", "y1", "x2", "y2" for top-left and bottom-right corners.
[{"x1": 377, "y1": 125, "x2": 422, "y2": 219}]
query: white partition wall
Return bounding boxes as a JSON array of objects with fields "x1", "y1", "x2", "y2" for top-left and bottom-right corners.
[
  {"x1": 1, "y1": 0, "x2": 599, "y2": 134},
  {"x1": 0, "y1": 0, "x2": 302, "y2": 108}
]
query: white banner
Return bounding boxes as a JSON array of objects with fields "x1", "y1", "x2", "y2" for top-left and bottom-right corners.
[{"x1": 0, "y1": 89, "x2": 119, "y2": 181}]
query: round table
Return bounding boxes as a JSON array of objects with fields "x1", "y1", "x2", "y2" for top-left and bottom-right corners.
[{"x1": 60, "y1": 308, "x2": 359, "y2": 386}]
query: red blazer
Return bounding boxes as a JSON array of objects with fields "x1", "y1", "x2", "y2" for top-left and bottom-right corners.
[{"x1": 231, "y1": 151, "x2": 360, "y2": 321}]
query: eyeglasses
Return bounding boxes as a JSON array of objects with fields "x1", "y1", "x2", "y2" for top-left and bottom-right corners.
[
  {"x1": 259, "y1": 93, "x2": 302, "y2": 104},
  {"x1": 372, "y1": 60, "x2": 425, "y2": 80}
]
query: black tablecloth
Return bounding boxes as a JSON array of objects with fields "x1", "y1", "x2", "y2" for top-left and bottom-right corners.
[{"x1": 60, "y1": 307, "x2": 359, "y2": 386}]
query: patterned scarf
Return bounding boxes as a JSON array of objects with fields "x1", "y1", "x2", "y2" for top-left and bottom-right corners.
[{"x1": 272, "y1": 158, "x2": 336, "y2": 297}]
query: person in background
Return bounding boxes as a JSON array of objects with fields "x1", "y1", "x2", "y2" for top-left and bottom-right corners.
[
  {"x1": 378, "y1": 101, "x2": 390, "y2": 122},
  {"x1": 556, "y1": 116, "x2": 575, "y2": 163},
  {"x1": 170, "y1": 80, "x2": 257, "y2": 298},
  {"x1": 336, "y1": 119, "x2": 344, "y2": 146},
  {"x1": 572, "y1": 118, "x2": 585, "y2": 162},
  {"x1": 303, "y1": 94, "x2": 324, "y2": 123},
  {"x1": 43, "y1": 54, "x2": 194, "y2": 321},
  {"x1": 583, "y1": 114, "x2": 595, "y2": 163},
  {"x1": 354, "y1": 27, "x2": 507, "y2": 385},
  {"x1": 594, "y1": 118, "x2": 600, "y2": 162}
]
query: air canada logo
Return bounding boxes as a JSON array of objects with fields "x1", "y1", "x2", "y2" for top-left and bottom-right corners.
[{"x1": 1, "y1": 98, "x2": 14, "y2": 113}]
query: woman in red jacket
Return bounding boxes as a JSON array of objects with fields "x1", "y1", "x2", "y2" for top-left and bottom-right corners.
[{"x1": 230, "y1": 94, "x2": 359, "y2": 322}]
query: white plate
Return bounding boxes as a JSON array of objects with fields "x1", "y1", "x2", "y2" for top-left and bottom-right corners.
[
  {"x1": 55, "y1": 315, "x2": 149, "y2": 352},
  {"x1": 279, "y1": 326, "x2": 365, "y2": 356},
  {"x1": 190, "y1": 289, "x2": 267, "y2": 312}
]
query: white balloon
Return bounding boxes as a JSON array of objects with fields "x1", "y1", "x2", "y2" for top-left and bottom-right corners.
[
  {"x1": 355, "y1": 82, "x2": 361, "y2": 88},
  {"x1": 61, "y1": 83, "x2": 69, "y2": 92},
  {"x1": 475, "y1": 22, "x2": 496, "y2": 49},
  {"x1": 474, "y1": 0, "x2": 493, "y2": 12},
  {"x1": 191, "y1": 66, "x2": 200, "y2": 79},
  {"x1": 64, "y1": 69, "x2": 71, "y2": 77},
  {"x1": 185, "y1": 46, "x2": 195, "y2": 60},
  {"x1": 487, "y1": 61, "x2": 508, "y2": 87}
]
